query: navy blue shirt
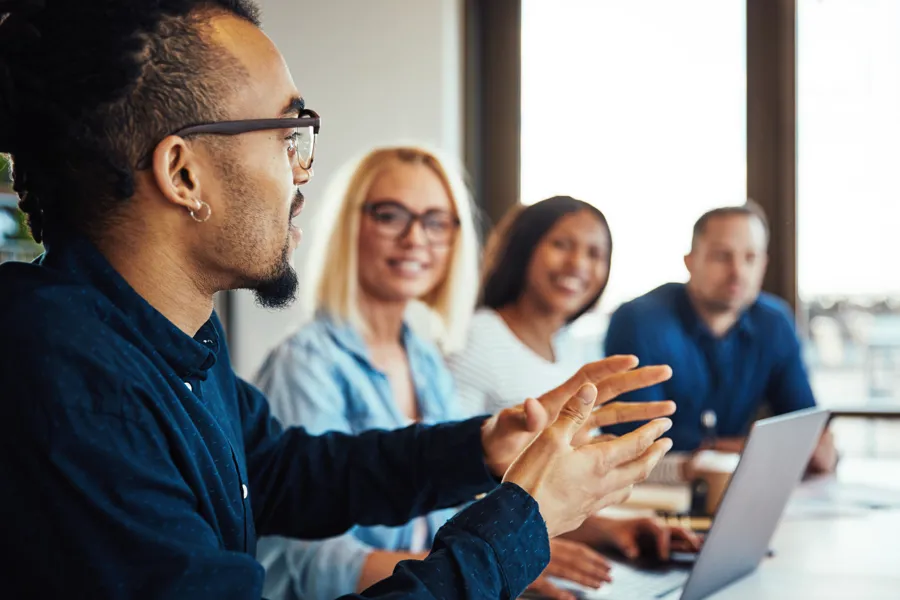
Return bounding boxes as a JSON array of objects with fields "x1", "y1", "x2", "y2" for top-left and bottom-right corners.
[
  {"x1": 603, "y1": 283, "x2": 817, "y2": 451},
  {"x1": 0, "y1": 234, "x2": 549, "y2": 599}
]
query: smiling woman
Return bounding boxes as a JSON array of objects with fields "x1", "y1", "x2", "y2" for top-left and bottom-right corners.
[
  {"x1": 251, "y1": 145, "x2": 481, "y2": 600},
  {"x1": 447, "y1": 196, "x2": 612, "y2": 417}
]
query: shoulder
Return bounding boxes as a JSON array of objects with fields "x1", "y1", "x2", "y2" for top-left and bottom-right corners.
[
  {"x1": 0, "y1": 265, "x2": 161, "y2": 433},
  {"x1": 0, "y1": 261, "x2": 145, "y2": 374},
  {"x1": 469, "y1": 307, "x2": 509, "y2": 331},
  {"x1": 448, "y1": 308, "x2": 513, "y2": 371},
  {"x1": 271, "y1": 315, "x2": 352, "y2": 366},
  {"x1": 609, "y1": 283, "x2": 682, "y2": 329},
  {"x1": 749, "y1": 292, "x2": 794, "y2": 322},
  {"x1": 464, "y1": 308, "x2": 515, "y2": 348},
  {"x1": 255, "y1": 316, "x2": 346, "y2": 386},
  {"x1": 746, "y1": 292, "x2": 798, "y2": 342},
  {"x1": 447, "y1": 309, "x2": 508, "y2": 381}
]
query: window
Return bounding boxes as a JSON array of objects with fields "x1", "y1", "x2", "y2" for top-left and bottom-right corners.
[
  {"x1": 520, "y1": 0, "x2": 747, "y2": 315},
  {"x1": 797, "y1": 0, "x2": 900, "y2": 410},
  {"x1": 797, "y1": 0, "x2": 900, "y2": 456}
]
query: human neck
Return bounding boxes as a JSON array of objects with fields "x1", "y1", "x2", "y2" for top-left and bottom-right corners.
[
  {"x1": 94, "y1": 230, "x2": 214, "y2": 336},
  {"x1": 685, "y1": 284, "x2": 741, "y2": 338},
  {"x1": 357, "y1": 291, "x2": 407, "y2": 347},
  {"x1": 497, "y1": 296, "x2": 567, "y2": 362}
]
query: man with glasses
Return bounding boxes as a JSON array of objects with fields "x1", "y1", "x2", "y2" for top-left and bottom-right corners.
[{"x1": 0, "y1": 1, "x2": 675, "y2": 598}]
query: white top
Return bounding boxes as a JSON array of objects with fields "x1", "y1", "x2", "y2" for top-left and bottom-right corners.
[{"x1": 447, "y1": 308, "x2": 601, "y2": 416}]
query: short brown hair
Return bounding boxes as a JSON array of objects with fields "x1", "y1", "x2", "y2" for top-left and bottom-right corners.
[{"x1": 691, "y1": 199, "x2": 770, "y2": 251}]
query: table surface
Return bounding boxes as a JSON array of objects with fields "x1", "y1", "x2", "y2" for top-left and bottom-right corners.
[
  {"x1": 696, "y1": 457, "x2": 900, "y2": 599},
  {"x1": 829, "y1": 405, "x2": 900, "y2": 419}
]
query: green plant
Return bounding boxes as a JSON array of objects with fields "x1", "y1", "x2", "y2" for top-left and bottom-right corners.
[{"x1": 0, "y1": 153, "x2": 10, "y2": 186}]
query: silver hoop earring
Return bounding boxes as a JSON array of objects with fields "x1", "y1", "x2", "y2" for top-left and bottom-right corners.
[{"x1": 189, "y1": 201, "x2": 212, "y2": 223}]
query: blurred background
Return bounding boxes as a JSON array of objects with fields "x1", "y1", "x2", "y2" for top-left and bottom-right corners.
[{"x1": 2, "y1": 0, "x2": 897, "y2": 455}]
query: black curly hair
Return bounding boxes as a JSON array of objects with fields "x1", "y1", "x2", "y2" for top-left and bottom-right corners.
[{"x1": 0, "y1": 0, "x2": 261, "y2": 244}]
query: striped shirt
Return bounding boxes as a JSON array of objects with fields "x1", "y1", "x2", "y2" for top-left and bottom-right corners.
[{"x1": 447, "y1": 309, "x2": 601, "y2": 416}]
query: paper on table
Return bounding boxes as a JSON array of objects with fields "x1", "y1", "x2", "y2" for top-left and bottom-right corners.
[
  {"x1": 621, "y1": 483, "x2": 692, "y2": 513},
  {"x1": 785, "y1": 478, "x2": 900, "y2": 520},
  {"x1": 691, "y1": 450, "x2": 741, "y2": 474}
]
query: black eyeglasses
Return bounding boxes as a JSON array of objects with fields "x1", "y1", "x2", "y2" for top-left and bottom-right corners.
[
  {"x1": 363, "y1": 200, "x2": 460, "y2": 246},
  {"x1": 138, "y1": 109, "x2": 321, "y2": 170}
]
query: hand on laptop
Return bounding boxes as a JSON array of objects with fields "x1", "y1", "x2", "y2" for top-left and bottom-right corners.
[
  {"x1": 503, "y1": 382, "x2": 674, "y2": 539},
  {"x1": 806, "y1": 429, "x2": 838, "y2": 475},
  {"x1": 480, "y1": 355, "x2": 676, "y2": 477},
  {"x1": 524, "y1": 538, "x2": 613, "y2": 599},
  {"x1": 589, "y1": 516, "x2": 701, "y2": 561}
]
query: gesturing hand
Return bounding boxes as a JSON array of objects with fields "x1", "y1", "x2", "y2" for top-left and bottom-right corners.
[
  {"x1": 503, "y1": 383, "x2": 673, "y2": 539},
  {"x1": 481, "y1": 355, "x2": 674, "y2": 478}
]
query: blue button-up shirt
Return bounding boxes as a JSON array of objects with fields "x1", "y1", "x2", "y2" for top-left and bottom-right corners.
[
  {"x1": 603, "y1": 283, "x2": 817, "y2": 451},
  {"x1": 0, "y1": 233, "x2": 550, "y2": 599},
  {"x1": 254, "y1": 312, "x2": 466, "y2": 600}
]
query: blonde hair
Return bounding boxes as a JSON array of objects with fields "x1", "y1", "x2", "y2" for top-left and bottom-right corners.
[{"x1": 303, "y1": 145, "x2": 480, "y2": 353}]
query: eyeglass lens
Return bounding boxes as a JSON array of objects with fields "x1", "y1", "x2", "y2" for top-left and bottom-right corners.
[
  {"x1": 367, "y1": 202, "x2": 457, "y2": 244},
  {"x1": 290, "y1": 126, "x2": 316, "y2": 169}
]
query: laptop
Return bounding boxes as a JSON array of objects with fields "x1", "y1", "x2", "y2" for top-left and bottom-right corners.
[{"x1": 547, "y1": 407, "x2": 830, "y2": 600}]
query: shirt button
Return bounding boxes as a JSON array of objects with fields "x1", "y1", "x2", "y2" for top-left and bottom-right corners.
[
  {"x1": 184, "y1": 381, "x2": 192, "y2": 392},
  {"x1": 241, "y1": 484, "x2": 248, "y2": 499}
]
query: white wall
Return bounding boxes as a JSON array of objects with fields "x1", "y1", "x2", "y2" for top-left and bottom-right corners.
[{"x1": 230, "y1": 0, "x2": 465, "y2": 378}]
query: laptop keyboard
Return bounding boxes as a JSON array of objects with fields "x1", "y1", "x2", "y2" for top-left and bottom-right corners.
[
  {"x1": 602, "y1": 563, "x2": 689, "y2": 598},
  {"x1": 545, "y1": 563, "x2": 689, "y2": 599}
]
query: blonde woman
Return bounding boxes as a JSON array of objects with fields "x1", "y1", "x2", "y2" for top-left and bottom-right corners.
[{"x1": 252, "y1": 145, "x2": 486, "y2": 600}]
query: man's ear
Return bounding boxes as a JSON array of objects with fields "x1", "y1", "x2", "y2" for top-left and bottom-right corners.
[
  {"x1": 684, "y1": 252, "x2": 693, "y2": 275},
  {"x1": 151, "y1": 136, "x2": 205, "y2": 212}
]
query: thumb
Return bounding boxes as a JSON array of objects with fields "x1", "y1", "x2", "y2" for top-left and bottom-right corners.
[
  {"x1": 524, "y1": 397, "x2": 549, "y2": 432},
  {"x1": 552, "y1": 383, "x2": 598, "y2": 442}
]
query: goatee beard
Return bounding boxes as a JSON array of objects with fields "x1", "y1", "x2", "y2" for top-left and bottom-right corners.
[{"x1": 254, "y1": 240, "x2": 299, "y2": 309}]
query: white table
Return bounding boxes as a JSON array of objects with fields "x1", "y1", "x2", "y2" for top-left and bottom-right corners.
[{"x1": 703, "y1": 457, "x2": 900, "y2": 599}]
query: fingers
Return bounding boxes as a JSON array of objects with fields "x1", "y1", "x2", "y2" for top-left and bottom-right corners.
[
  {"x1": 671, "y1": 526, "x2": 702, "y2": 552},
  {"x1": 546, "y1": 539, "x2": 612, "y2": 589},
  {"x1": 589, "y1": 401, "x2": 677, "y2": 429},
  {"x1": 574, "y1": 355, "x2": 641, "y2": 387},
  {"x1": 587, "y1": 418, "x2": 673, "y2": 469},
  {"x1": 592, "y1": 366, "x2": 673, "y2": 406},
  {"x1": 606, "y1": 438, "x2": 674, "y2": 489},
  {"x1": 592, "y1": 485, "x2": 634, "y2": 513},
  {"x1": 538, "y1": 356, "x2": 640, "y2": 414},
  {"x1": 645, "y1": 519, "x2": 671, "y2": 561},
  {"x1": 527, "y1": 576, "x2": 578, "y2": 600},
  {"x1": 610, "y1": 529, "x2": 640, "y2": 561},
  {"x1": 550, "y1": 384, "x2": 598, "y2": 444},
  {"x1": 551, "y1": 538, "x2": 612, "y2": 572}
]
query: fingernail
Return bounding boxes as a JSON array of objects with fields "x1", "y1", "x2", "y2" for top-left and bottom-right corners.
[
  {"x1": 577, "y1": 384, "x2": 596, "y2": 404},
  {"x1": 660, "y1": 418, "x2": 673, "y2": 431}
]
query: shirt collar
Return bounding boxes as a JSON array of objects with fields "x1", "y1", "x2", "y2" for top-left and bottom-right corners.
[
  {"x1": 318, "y1": 309, "x2": 418, "y2": 366},
  {"x1": 676, "y1": 284, "x2": 755, "y2": 340},
  {"x1": 41, "y1": 233, "x2": 219, "y2": 380},
  {"x1": 317, "y1": 310, "x2": 457, "y2": 421}
]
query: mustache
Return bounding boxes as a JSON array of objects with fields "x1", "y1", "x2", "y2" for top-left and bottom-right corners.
[{"x1": 290, "y1": 190, "x2": 305, "y2": 215}]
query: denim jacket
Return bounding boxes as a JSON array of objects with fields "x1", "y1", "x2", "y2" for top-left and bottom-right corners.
[{"x1": 254, "y1": 311, "x2": 466, "y2": 600}]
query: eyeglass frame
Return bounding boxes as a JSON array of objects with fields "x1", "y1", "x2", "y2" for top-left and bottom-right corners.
[
  {"x1": 362, "y1": 200, "x2": 461, "y2": 246},
  {"x1": 136, "y1": 108, "x2": 321, "y2": 170}
]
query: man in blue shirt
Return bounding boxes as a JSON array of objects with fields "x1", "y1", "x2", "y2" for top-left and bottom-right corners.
[
  {"x1": 604, "y1": 202, "x2": 836, "y2": 481},
  {"x1": 0, "y1": 1, "x2": 678, "y2": 598}
]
